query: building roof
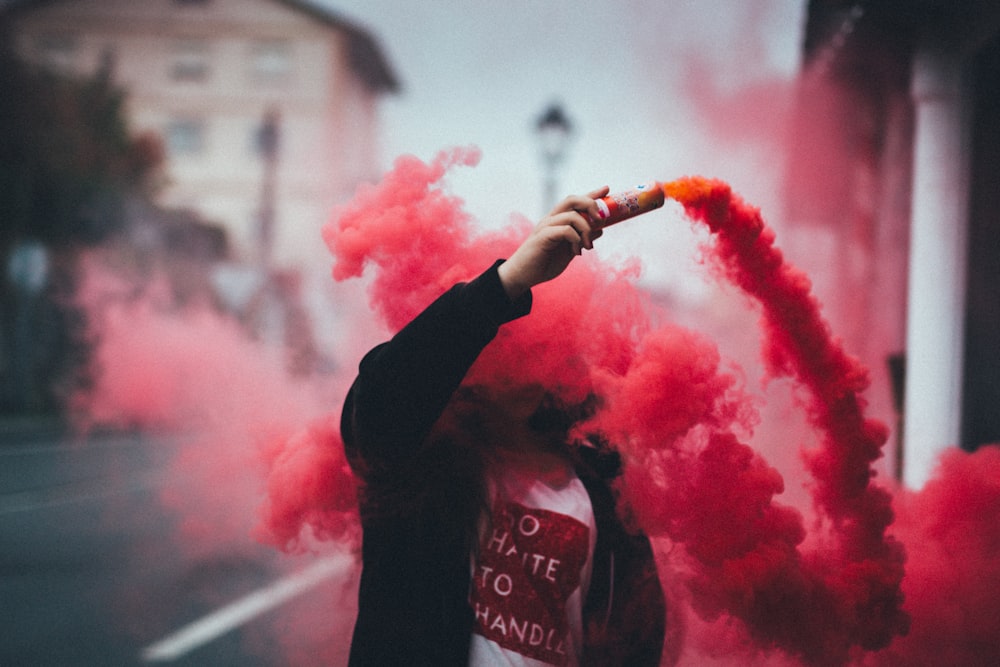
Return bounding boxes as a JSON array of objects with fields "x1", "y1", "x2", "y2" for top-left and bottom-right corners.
[
  {"x1": 276, "y1": 0, "x2": 399, "y2": 93},
  {"x1": 0, "y1": 0, "x2": 400, "y2": 93}
]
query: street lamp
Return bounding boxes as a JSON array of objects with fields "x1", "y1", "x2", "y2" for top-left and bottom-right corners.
[
  {"x1": 256, "y1": 106, "x2": 281, "y2": 269},
  {"x1": 535, "y1": 102, "x2": 574, "y2": 213}
]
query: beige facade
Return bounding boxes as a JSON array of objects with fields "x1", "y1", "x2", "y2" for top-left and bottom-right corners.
[{"x1": 6, "y1": 0, "x2": 397, "y2": 270}]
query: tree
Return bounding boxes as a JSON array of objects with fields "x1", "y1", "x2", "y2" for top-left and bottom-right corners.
[
  {"x1": 0, "y1": 45, "x2": 163, "y2": 250},
  {"x1": 0, "y1": 44, "x2": 164, "y2": 414}
]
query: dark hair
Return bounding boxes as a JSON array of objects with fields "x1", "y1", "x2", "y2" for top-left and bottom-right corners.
[
  {"x1": 443, "y1": 385, "x2": 624, "y2": 546},
  {"x1": 526, "y1": 390, "x2": 602, "y2": 438},
  {"x1": 357, "y1": 384, "x2": 621, "y2": 556}
]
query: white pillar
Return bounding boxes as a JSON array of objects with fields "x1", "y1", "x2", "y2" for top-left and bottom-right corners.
[{"x1": 902, "y1": 49, "x2": 971, "y2": 489}]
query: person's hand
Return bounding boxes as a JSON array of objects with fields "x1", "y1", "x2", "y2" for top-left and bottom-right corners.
[{"x1": 498, "y1": 186, "x2": 610, "y2": 299}]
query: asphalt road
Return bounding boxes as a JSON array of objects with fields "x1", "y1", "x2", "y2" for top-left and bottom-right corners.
[{"x1": 0, "y1": 424, "x2": 357, "y2": 666}]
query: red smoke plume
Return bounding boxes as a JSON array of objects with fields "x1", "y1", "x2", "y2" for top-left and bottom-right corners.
[
  {"x1": 319, "y1": 153, "x2": 911, "y2": 664},
  {"x1": 647, "y1": 177, "x2": 908, "y2": 664},
  {"x1": 74, "y1": 149, "x2": 1000, "y2": 665}
]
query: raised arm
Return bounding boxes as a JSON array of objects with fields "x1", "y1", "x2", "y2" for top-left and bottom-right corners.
[{"x1": 340, "y1": 187, "x2": 609, "y2": 475}]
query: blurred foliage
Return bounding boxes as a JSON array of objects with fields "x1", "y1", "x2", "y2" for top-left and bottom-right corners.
[
  {"x1": 0, "y1": 44, "x2": 164, "y2": 250},
  {"x1": 0, "y1": 43, "x2": 164, "y2": 416}
]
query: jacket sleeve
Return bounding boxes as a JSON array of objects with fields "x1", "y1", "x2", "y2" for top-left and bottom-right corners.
[{"x1": 340, "y1": 261, "x2": 531, "y2": 476}]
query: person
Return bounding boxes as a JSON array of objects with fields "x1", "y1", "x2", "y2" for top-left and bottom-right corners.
[{"x1": 340, "y1": 187, "x2": 666, "y2": 666}]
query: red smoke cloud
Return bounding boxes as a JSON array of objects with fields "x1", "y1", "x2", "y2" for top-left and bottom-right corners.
[
  {"x1": 71, "y1": 256, "x2": 336, "y2": 557},
  {"x1": 74, "y1": 149, "x2": 1000, "y2": 665},
  {"x1": 319, "y1": 152, "x2": 912, "y2": 664},
  {"x1": 873, "y1": 446, "x2": 1000, "y2": 666},
  {"x1": 645, "y1": 177, "x2": 908, "y2": 664}
]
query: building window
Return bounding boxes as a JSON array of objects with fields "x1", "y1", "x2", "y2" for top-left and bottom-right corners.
[
  {"x1": 251, "y1": 40, "x2": 292, "y2": 83},
  {"x1": 171, "y1": 38, "x2": 210, "y2": 82},
  {"x1": 166, "y1": 119, "x2": 206, "y2": 155},
  {"x1": 35, "y1": 33, "x2": 79, "y2": 72}
]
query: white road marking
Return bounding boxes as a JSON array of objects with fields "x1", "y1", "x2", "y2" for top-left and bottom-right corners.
[{"x1": 140, "y1": 553, "x2": 351, "y2": 662}]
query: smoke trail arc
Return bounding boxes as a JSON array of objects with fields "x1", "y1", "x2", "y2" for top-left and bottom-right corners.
[
  {"x1": 262, "y1": 153, "x2": 911, "y2": 664},
  {"x1": 655, "y1": 176, "x2": 909, "y2": 664}
]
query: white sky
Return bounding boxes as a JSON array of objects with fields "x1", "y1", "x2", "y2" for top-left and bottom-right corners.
[{"x1": 319, "y1": 0, "x2": 807, "y2": 293}]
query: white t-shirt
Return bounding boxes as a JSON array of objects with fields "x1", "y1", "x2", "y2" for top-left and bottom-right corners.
[{"x1": 468, "y1": 462, "x2": 597, "y2": 667}]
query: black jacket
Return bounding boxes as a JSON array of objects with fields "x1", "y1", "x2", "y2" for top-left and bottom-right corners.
[{"x1": 341, "y1": 262, "x2": 665, "y2": 666}]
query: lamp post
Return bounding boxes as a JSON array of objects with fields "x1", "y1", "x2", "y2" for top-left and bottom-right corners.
[
  {"x1": 256, "y1": 107, "x2": 280, "y2": 269},
  {"x1": 535, "y1": 102, "x2": 574, "y2": 213}
]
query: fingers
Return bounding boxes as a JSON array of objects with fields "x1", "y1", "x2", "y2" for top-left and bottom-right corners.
[
  {"x1": 567, "y1": 211, "x2": 598, "y2": 250},
  {"x1": 499, "y1": 187, "x2": 609, "y2": 297},
  {"x1": 549, "y1": 186, "x2": 609, "y2": 219},
  {"x1": 586, "y1": 185, "x2": 611, "y2": 200},
  {"x1": 543, "y1": 186, "x2": 609, "y2": 250}
]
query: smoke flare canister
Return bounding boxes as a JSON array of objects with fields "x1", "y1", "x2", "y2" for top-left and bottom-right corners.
[{"x1": 592, "y1": 182, "x2": 665, "y2": 228}]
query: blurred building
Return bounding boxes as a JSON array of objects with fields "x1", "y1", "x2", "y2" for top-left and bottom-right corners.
[
  {"x1": 2, "y1": 0, "x2": 398, "y2": 270},
  {"x1": 788, "y1": 0, "x2": 1000, "y2": 488}
]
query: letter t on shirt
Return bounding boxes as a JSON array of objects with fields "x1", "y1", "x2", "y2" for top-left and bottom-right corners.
[{"x1": 469, "y1": 466, "x2": 596, "y2": 667}]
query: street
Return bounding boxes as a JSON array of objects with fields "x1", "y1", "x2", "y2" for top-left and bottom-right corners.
[{"x1": 0, "y1": 424, "x2": 357, "y2": 666}]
